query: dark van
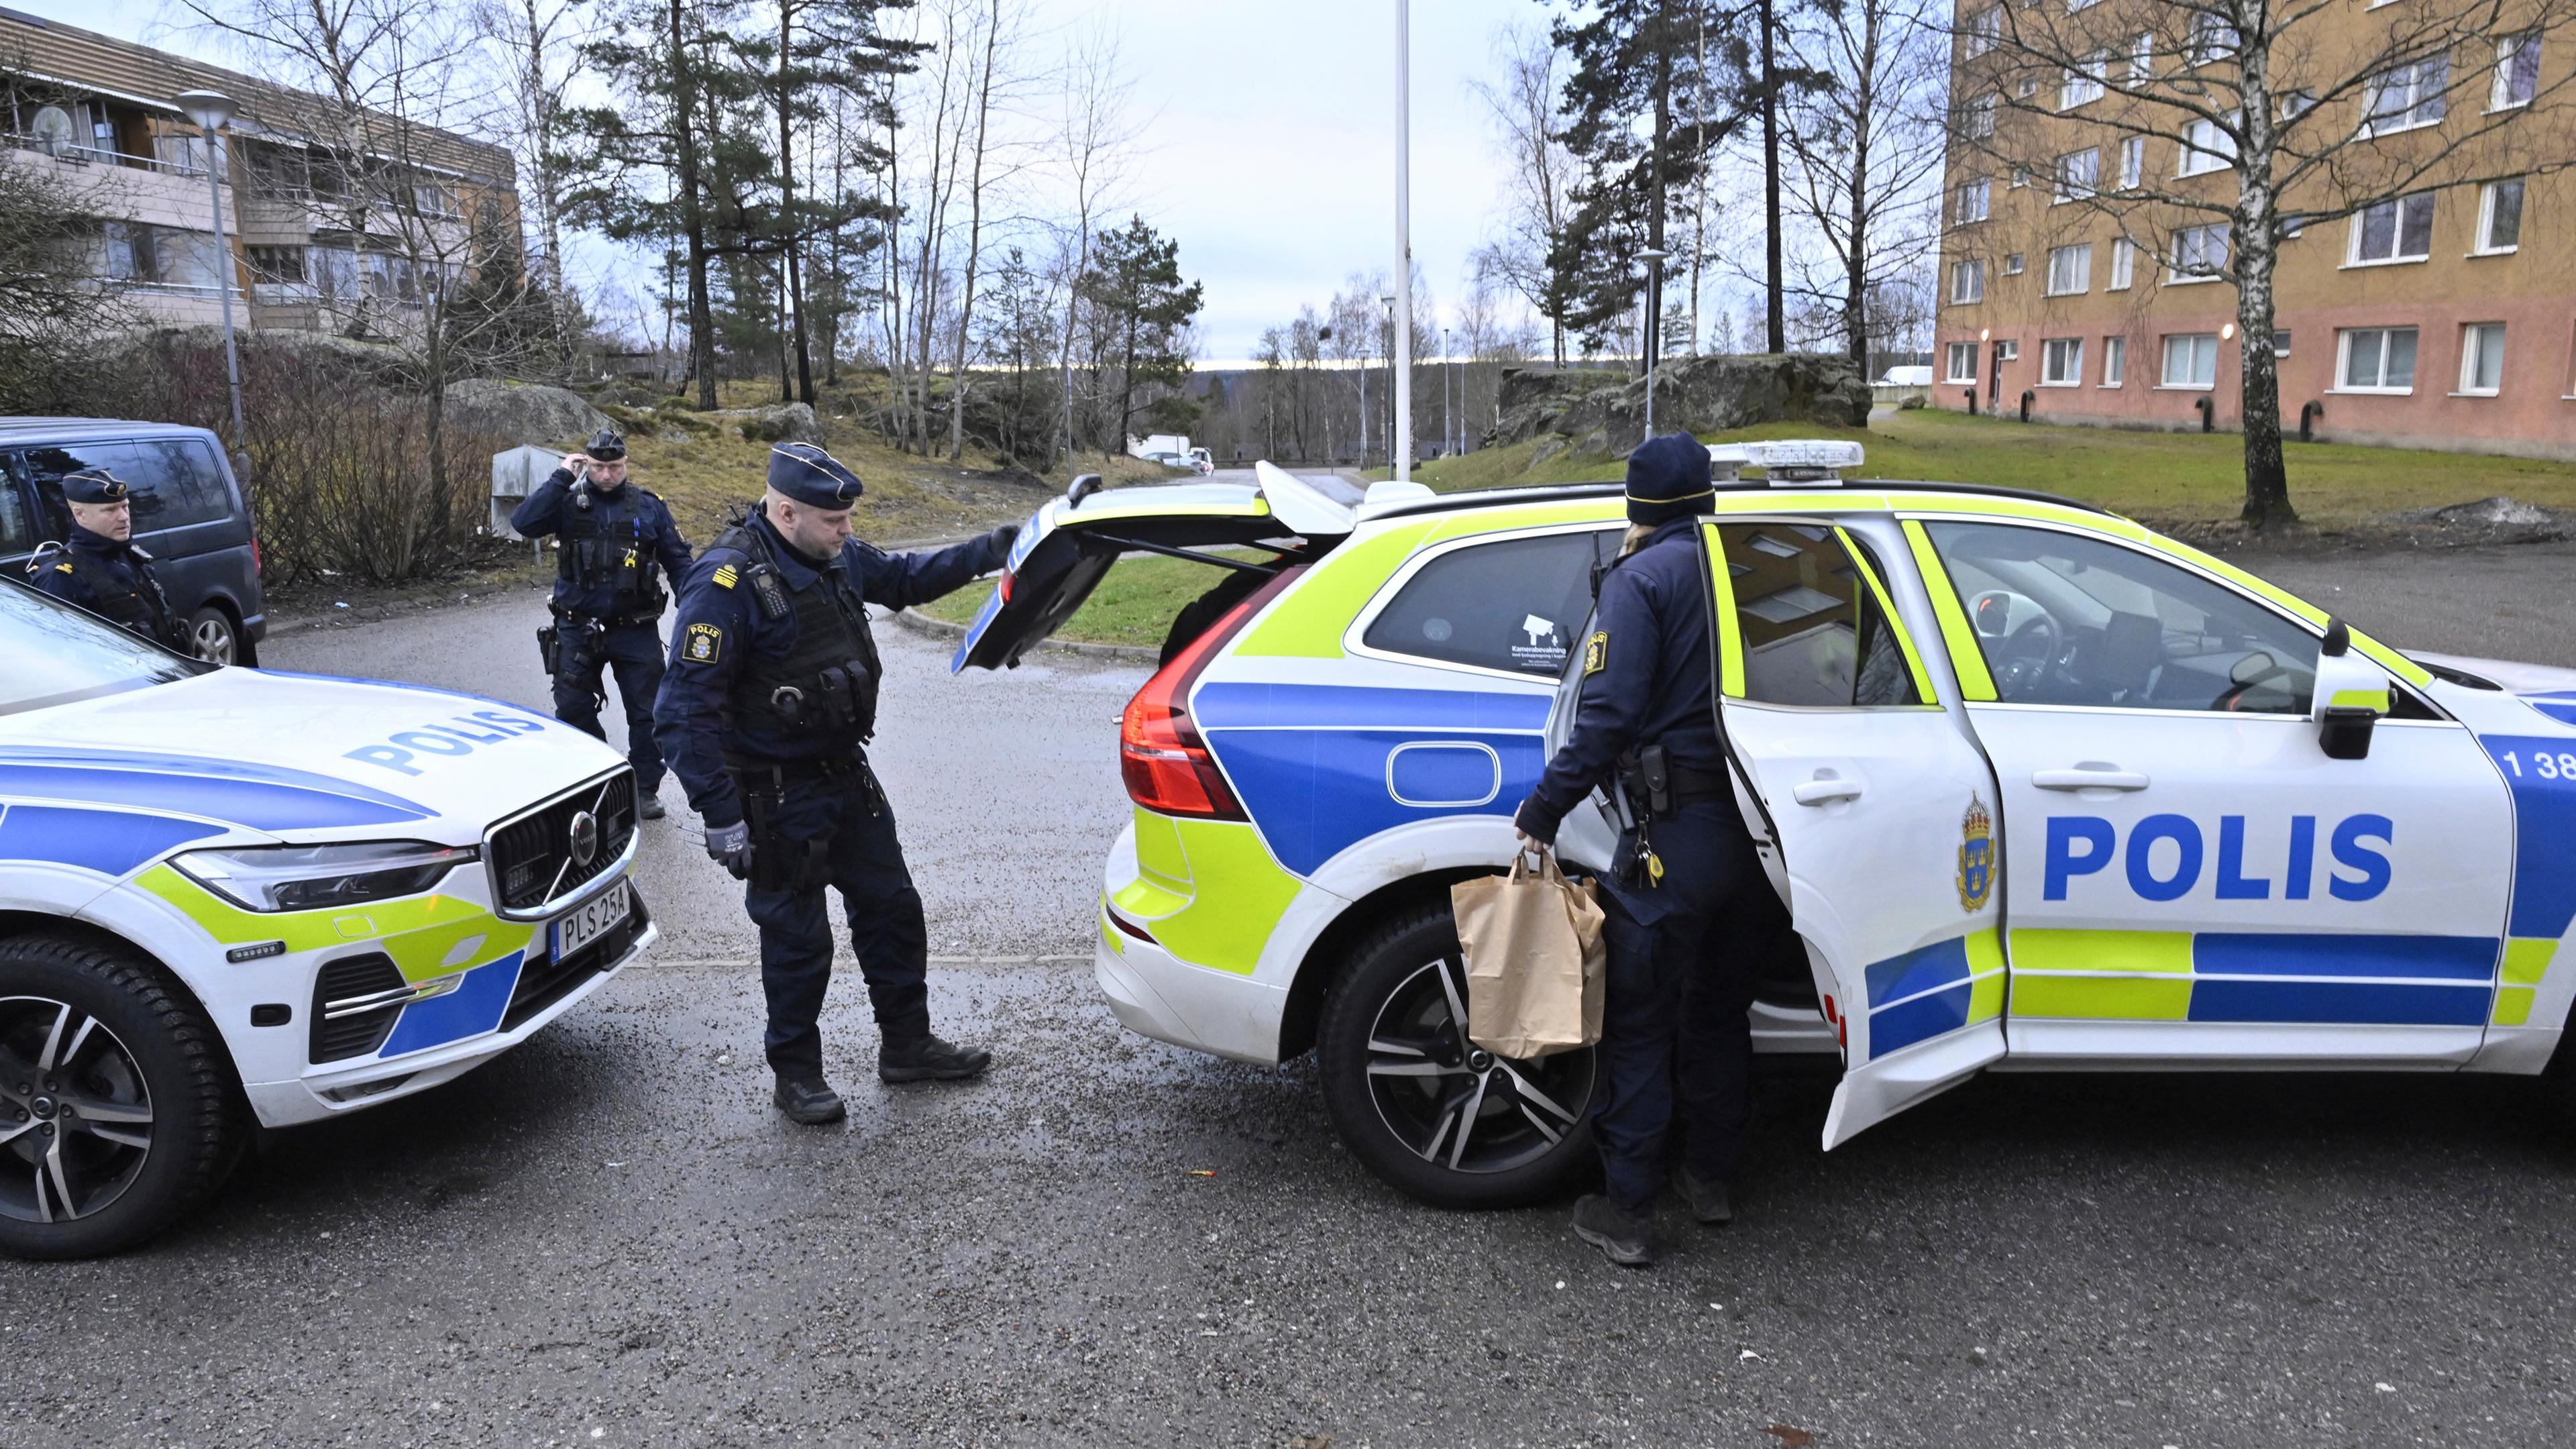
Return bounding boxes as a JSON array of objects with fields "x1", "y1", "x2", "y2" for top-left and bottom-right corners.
[{"x1": 1, "y1": 418, "x2": 266, "y2": 665}]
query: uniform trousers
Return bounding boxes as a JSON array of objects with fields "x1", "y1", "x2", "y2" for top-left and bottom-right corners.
[
  {"x1": 739, "y1": 765, "x2": 932, "y2": 1077},
  {"x1": 554, "y1": 619, "x2": 669, "y2": 790}
]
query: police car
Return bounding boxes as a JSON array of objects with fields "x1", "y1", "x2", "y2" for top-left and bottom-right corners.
[
  {"x1": 953, "y1": 445, "x2": 2576, "y2": 1210},
  {"x1": 1, "y1": 576, "x2": 653, "y2": 1258}
]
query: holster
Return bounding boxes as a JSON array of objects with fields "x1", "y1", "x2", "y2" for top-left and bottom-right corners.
[
  {"x1": 740, "y1": 780, "x2": 832, "y2": 894},
  {"x1": 536, "y1": 623, "x2": 560, "y2": 676},
  {"x1": 1618, "y1": 744, "x2": 1676, "y2": 820}
]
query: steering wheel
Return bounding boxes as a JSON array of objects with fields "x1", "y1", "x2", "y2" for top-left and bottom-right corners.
[
  {"x1": 1990, "y1": 614, "x2": 2063, "y2": 700},
  {"x1": 2213, "y1": 659, "x2": 2296, "y2": 712}
]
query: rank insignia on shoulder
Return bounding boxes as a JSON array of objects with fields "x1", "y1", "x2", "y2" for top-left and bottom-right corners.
[
  {"x1": 1584, "y1": 630, "x2": 1609, "y2": 676},
  {"x1": 711, "y1": 564, "x2": 739, "y2": 589},
  {"x1": 682, "y1": 622, "x2": 722, "y2": 664}
]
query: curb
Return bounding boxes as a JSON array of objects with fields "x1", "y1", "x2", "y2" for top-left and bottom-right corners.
[{"x1": 885, "y1": 605, "x2": 1161, "y2": 663}]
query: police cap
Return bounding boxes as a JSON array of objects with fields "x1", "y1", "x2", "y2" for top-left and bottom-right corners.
[
  {"x1": 767, "y1": 442, "x2": 864, "y2": 508},
  {"x1": 584, "y1": 427, "x2": 627, "y2": 462},
  {"x1": 1624, "y1": 433, "x2": 1715, "y2": 526},
  {"x1": 60, "y1": 467, "x2": 130, "y2": 504}
]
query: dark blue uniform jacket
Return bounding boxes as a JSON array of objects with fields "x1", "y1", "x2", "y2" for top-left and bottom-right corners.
[
  {"x1": 652, "y1": 506, "x2": 1003, "y2": 830},
  {"x1": 29, "y1": 525, "x2": 162, "y2": 621},
  {"x1": 511, "y1": 469, "x2": 694, "y2": 618}
]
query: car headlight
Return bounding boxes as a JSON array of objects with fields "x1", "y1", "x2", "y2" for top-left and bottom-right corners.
[{"x1": 172, "y1": 841, "x2": 478, "y2": 913}]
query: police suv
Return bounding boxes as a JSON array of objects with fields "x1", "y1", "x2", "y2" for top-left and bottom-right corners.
[
  {"x1": 1, "y1": 576, "x2": 653, "y2": 1258},
  {"x1": 954, "y1": 445, "x2": 2576, "y2": 1208}
]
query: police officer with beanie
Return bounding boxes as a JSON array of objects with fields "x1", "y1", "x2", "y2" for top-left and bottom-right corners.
[
  {"x1": 653, "y1": 442, "x2": 1016, "y2": 1125},
  {"x1": 26, "y1": 467, "x2": 188, "y2": 653},
  {"x1": 1512, "y1": 432, "x2": 1759, "y2": 1268},
  {"x1": 511, "y1": 427, "x2": 693, "y2": 819}
]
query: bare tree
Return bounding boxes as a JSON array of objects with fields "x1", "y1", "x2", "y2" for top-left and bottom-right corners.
[
  {"x1": 0, "y1": 129, "x2": 136, "y2": 410},
  {"x1": 1049, "y1": 23, "x2": 1143, "y2": 460},
  {"x1": 1960, "y1": 0, "x2": 2576, "y2": 524},
  {"x1": 470, "y1": 0, "x2": 594, "y2": 375},
  {"x1": 1468, "y1": 23, "x2": 1580, "y2": 366}
]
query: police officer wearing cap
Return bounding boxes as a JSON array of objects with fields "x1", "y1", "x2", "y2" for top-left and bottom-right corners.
[
  {"x1": 653, "y1": 442, "x2": 1017, "y2": 1126},
  {"x1": 512, "y1": 428, "x2": 694, "y2": 819},
  {"x1": 26, "y1": 467, "x2": 189, "y2": 653},
  {"x1": 1511, "y1": 432, "x2": 1760, "y2": 1269}
]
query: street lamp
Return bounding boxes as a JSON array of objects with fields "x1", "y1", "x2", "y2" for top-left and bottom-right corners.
[
  {"x1": 1381, "y1": 293, "x2": 1397, "y2": 470},
  {"x1": 175, "y1": 89, "x2": 246, "y2": 454},
  {"x1": 1391, "y1": 0, "x2": 1413, "y2": 483},
  {"x1": 1639, "y1": 247, "x2": 1671, "y2": 443},
  {"x1": 1440, "y1": 325, "x2": 1452, "y2": 459}
]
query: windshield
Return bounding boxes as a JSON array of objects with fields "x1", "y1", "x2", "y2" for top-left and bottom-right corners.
[{"x1": 0, "y1": 577, "x2": 209, "y2": 716}]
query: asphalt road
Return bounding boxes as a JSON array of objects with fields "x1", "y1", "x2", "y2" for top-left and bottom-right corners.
[{"x1": 11, "y1": 543, "x2": 2576, "y2": 1448}]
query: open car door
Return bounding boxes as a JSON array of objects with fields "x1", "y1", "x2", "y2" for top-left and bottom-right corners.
[
  {"x1": 949, "y1": 463, "x2": 1363, "y2": 672},
  {"x1": 1698, "y1": 517, "x2": 2008, "y2": 1147}
]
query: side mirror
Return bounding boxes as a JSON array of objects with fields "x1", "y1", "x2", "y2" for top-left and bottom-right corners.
[{"x1": 2312, "y1": 618, "x2": 2385, "y2": 761}]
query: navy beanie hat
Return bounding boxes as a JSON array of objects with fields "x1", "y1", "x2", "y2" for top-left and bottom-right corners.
[
  {"x1": 1624, "y1": 433, "x2": 1715, "y2": 525},
  {"x1": 767, "y1": 442, "x2": 865, "y2": 508}
]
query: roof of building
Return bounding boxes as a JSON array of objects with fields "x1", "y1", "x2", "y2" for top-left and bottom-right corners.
[{"x1": 0, "y1": 7, "x2": 513, "y2": 186}]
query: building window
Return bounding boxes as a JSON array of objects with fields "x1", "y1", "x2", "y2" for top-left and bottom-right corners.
[
  {"x1": 2338, "y1": 327, "x2": 2419, "y2": 392},
  {"x1": 2061, "y1": 52, "x2": 2108, "y2": 109},
  {"x1": 2476, "y1": 178, "x2": 2524, "y2": 253},
  {"x1": 1945, "y1": 341, "x2": 1979, "y2": 382},
  {"x1": 2273, "y1": 329, "x2": 2293, "y2": 358},
  {"x1": 2042, "y1": 337, "x2": 2086, "y2": 384},
  {"x1": 1968, "y1": 93, "x2": 1998, "y2": 138},
  {"x1": 2045, "y1": 243, "x2": 2093, "y2": 295},
  {"x1": 2055, "y1": 148, "x2": 2099, "y2": 201},
  {"x1": 2118, "y1": 136, "x2": 2144, "y2": 189},
  {"x1": 2282, "y1": 213, "x2": 2306, "y2": 239},
  {"x1": 2493, "y1": 33, "x2": 2540, "y2": 109},
  {"x1": 2349, "y1": 193, "x2": 2435, "y2": 264},
  {"x1": 2365, "y1": 58, "x2": 2449, "y2": 135},
  {"x1": 2108, "y1": 237, "x2": 2135, "y2": 288},
  {"x1": 93, "y1": 221, "x2": 226, "y2": 292},
  {"x1": 1955, "y1": 178, "x2": 1991, "y2": 225},
  {"x1": 2459, "y1": 323, "x2": 2507, "y2": 394},
  {"x1": 2186, "y1": 13, "x2": 2238, "y2": 66},
  {"x1": 2018, "y1": 75, "x2": 2041, "y2": 100},
  {"x1": 2178, "y1": 116, "x2": 2236, "y2": 175},
  {"x1": 2169, "y1": 223, "x2": 2229, "y2": 282},
  {"x1": 2003, "y1": 252, "x2": 2026, "y2": 275},
  {"x1": 2163, "y1": 333, "x2": 2219, "y2": 388},
  {"x1": 2010, "y1": 166, "x2": 2031, "y2": 189},
  {"x1": 2102, "y1": 335, "x2": 2127, "y2": 386},
  {"x1": 246, "y1": 245, "x2": 305, "y2": 283},
  {"x1": 2279, "y1": 89, "x2": 2316, "y2": 119},
  {"x1": 2127, "y1": 31, "x2": 2153, "y2": 80},
  {"x1": 1965, "y1": 7, "x2": 1999, "y2": 57},
  {"x1": 1996, "y1": 339, "x2": 2019, "y2": 362},
  {"x1": 1950, "y1": 258, "x2": 1986, "y2": 304}
]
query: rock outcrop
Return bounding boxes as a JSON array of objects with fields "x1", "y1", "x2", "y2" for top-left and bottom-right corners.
[
  {"x1": 443, "y1": 378, "x2": 613, "y2": 447},
  {"x1": 1486, "y1": 354, "x2": 1874, "y2": 457}
]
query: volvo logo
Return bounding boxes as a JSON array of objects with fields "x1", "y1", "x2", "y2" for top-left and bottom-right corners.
[{"x1": 568, "y1": 810, "x2": 599, "y2": 867}]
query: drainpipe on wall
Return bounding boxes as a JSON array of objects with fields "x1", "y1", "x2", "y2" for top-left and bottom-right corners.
[{"x1": 2299, "y1": 400, "x2": 2323, "y2": 442}]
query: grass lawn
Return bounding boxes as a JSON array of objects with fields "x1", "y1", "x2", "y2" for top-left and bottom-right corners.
[{"x1": 1410, "y1": 407, "x2": 2576, "y2": 529}]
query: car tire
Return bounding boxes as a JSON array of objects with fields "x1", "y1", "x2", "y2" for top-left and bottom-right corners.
[
  {"x1": 0, "y1": 934, "x2": 244, "y2": 1260},
  {"x1": 186, "y1": 606, "x2": 240, "y2": 666},
  {"x1": 1317, "y1": 901, "x2": 1599, "y2": 1209}
]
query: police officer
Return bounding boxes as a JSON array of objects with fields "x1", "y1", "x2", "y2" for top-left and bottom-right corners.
[
  {"x1": 26, "y1": 467, "x2": 189, "y2": 653},
  {"x1": 1511, "y1": 433, "x2": 1758, "y2": 1268},
  {"x1": 653, "y1": 442, "x2": 1017, "y2": 1126},
  {"x1": 513, "y1": 427, "x2": 694, "y2": 820}
]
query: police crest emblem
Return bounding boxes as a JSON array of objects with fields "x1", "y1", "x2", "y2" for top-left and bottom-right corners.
[
  {"x1": 1956, "y1": 794, "x2": 1994, "y2": 912},
  {"x1": 683, "y1": 622, "x2": 722, "y2": 663}
]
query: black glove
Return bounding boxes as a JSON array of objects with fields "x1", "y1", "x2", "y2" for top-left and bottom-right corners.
[
  {"x1": 983, "y1": 524, "x2": 1019, "y2": 570},
  {"x1": 704, "y1": 819, "x2": 753, "y2": 879}
]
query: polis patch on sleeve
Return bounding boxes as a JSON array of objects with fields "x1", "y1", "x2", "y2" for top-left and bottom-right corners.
[
  {"x1": 682, "y1": 622, "x2": 722, "y2": 663},
  {"x1": 1583, "y1": 630, "x2": 1609, "y2": 676}
]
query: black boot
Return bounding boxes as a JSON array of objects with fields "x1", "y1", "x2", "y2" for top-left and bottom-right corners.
[
  {"x1": 878, "y1": 1034, "x2": 991, "y2": 1083},
  {"x1": 1571, "y1": 1193, "x2": 1658, "y2": 1267},
  {"x1": 1671, "y1": 1165, "x2": 1733, "y2": 1226},
  {"x1": 637, "y1": 788, "x2": 665, "y2": 820},
  {"x1": 773, "y1": 1075, "x2": 846, "y2": 1125}
]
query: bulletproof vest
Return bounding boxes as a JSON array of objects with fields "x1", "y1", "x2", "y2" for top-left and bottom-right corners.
[
  {"x1": 556, "y1": 484, "x2": 665, "y2": 611},
  {"x1": 714, "y1": 517, "x2": 883, "y2": 747},
  {"x1": 57, "y1": 542, "x2": 178, "y2": 648}
]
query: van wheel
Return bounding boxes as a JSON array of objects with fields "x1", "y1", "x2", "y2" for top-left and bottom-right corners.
[
  {"x1": 186, "y1": 606, "x2": 239, "y2": 665},
  {"x1": 1318, "y1": 902, "x2": 1598, "y2": 1209},
  {"x1": 0, "y1": 935, "x2": 242, "y2": 1260}
]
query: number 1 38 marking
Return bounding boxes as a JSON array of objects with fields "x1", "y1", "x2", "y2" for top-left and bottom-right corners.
[{"x1": 2501, "y1": 750, "x2": 2576, "y2": 780}]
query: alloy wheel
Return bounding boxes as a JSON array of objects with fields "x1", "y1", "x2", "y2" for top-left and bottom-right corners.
[
  {"x1": 0, "y1": 997, "x2": 155, "y2": 1225},
  {"x1": 1361, "y1": 955, "x2": 1595, "y2": 1175},
  {"x1": 191, "y1": 613, "x2": 235, "y2": 665}
]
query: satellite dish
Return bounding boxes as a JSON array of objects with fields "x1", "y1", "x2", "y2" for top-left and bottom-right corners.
[{"x1": 30, "y1": 105, "x2": 76, "y2": 156}]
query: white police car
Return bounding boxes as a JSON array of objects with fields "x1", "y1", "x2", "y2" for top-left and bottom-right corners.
[
  {"x1": 954, "y1": 447, "x2": 2576, "y2": 1208},
  {"x1": 1, "y1": 576, "x2": 653, "y2": 1258}
]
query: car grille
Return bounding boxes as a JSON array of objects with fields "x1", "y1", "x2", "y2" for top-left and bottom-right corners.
[
  {"x1": 501, "y1": 885, "x2": 648, "y2": 1033},
  {"x1": 310, "y1": 953, "x2": 407, "y2": 1063},
  {"x1": 488, "y1": 770, "x2": 635, "y2": 915}
]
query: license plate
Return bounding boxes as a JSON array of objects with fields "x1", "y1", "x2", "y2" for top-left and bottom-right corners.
[{"x1": 551, "y1": 878, "x2": 631, "y2": 959}]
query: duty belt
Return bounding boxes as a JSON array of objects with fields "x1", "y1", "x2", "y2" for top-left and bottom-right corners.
[
  {"x1": 724, "y1": 749, "x2": 868, "y2": 788},
  {"x1": 555, "y1": 603, "x2": 663, "y2": 629},
  {"x1": 1665, "y1": 763, "x2": 1731, "y2": 800}
]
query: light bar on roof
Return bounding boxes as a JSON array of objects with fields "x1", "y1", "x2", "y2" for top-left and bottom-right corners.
[{"x1": 1707, "y1": 438, "x2": 1865, "y2": 484}]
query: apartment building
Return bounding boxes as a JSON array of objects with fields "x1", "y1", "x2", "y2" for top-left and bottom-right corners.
[
  {"x1": 1, "y1": 7, "x2": 517, "y2": 336},
  {"x1": 1933, "y1": 0, "x2": 2575, "y2": 460}
]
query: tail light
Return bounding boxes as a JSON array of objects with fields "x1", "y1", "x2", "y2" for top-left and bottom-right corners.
[
  {"x1": 1119, "y1": 565, "x2": 1303, "y2": 820},
  {"x1": 251, "y1": 537, "x2": 263, "y2": 578}
]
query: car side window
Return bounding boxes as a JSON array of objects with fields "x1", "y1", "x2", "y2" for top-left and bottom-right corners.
[
  {"x1": 1923, "y1": 520, "x2": 2320, "y2": 713},
  {"x1": 149, "y1": 441, "x2": 237, "y2": 529},
  {"x1": 22, "y1": 439, "x2": 228, "y2": 533},
  {"x1": 1364, "y1": 529, "x2": 1613, "y2": 677},
  {"x1": 1718, "y1": 523, "x2": 1923, "y2": 708},
  {"x1": 0, "y1": 458, "x2": 34, "y2": 556}
]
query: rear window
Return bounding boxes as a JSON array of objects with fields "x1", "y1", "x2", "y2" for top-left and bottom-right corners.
[
  {"x1": 0, "y1": 468, "x2": 34, "y2": 556},
  {"x1": 23, "y1": 437, "x2": 235, "y2": 531},
  {"x1": 1364, "y1": 530, "x2": 1615, "y2": 677}
]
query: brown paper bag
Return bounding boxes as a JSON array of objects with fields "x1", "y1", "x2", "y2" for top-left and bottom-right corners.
[{"x1": 1452, "y1": 850, "x2": 1607, "y2": 1060}]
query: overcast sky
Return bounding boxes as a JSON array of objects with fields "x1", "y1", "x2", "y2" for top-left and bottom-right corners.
[{"x1": 55, "y1": 0, "x2": 1548, "y2": 361}]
